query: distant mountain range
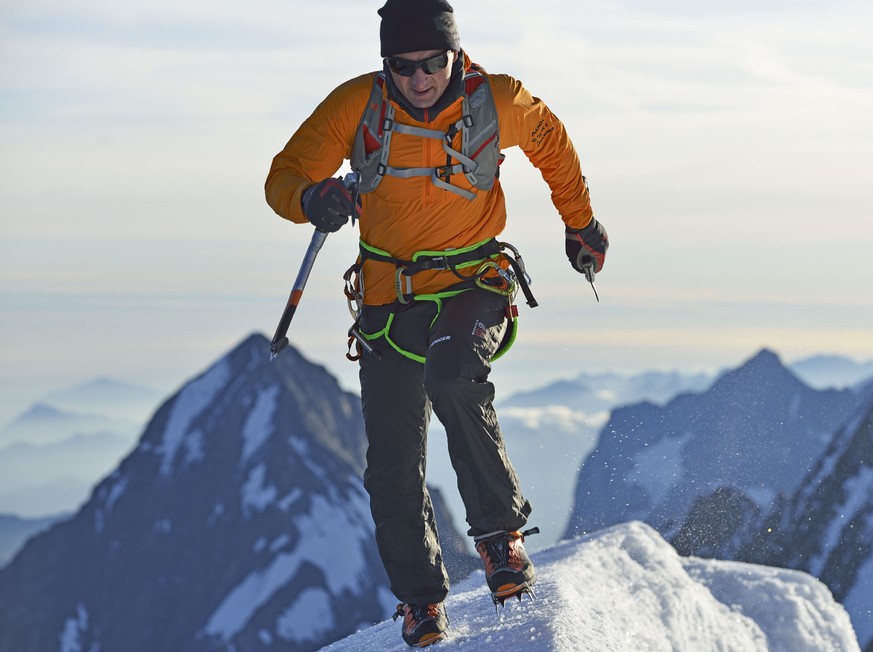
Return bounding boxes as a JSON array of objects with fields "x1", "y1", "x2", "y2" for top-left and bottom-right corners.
[
  {"x1": 1, "y1": 339, "x2": 871, "y2": 649},
  {"x1": 0, "y1": 334, "x2": 474, "y2": 652},
  {"x1": 790, "y1": 354, "x2": 873, "y2": 389},
  {"x1": 0, "y1": 378, "x2": 162, "y2": 517}
]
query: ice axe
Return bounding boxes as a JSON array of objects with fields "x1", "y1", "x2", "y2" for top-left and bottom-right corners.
[{"x1": 269, "y1": 172, "x2": 360, "y2": 360}]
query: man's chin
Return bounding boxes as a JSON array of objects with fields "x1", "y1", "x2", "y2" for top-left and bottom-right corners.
[{"x1": 408, "y1": 92, "x2": 436, "y2": 108}]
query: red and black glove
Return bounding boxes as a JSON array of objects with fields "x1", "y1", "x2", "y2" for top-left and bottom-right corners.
[
  {"x1": 301, "y1": 178, "x2": 360, "y2": 233},
  {"x1": 565, "y1": 219, "x2": 609, "y2": 274}
]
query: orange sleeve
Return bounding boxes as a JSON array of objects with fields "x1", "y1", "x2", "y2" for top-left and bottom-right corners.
[
  {"x1": 490, "y1": 74, "x2": 593, "y2": 230},
  {"x1": 265, "y1": 73, "x2": 374, "y2": 224}
]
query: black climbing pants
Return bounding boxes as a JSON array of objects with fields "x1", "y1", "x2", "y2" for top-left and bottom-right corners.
[{"x1": 359, "y1": 287, "x2": 532, "y2": 605}]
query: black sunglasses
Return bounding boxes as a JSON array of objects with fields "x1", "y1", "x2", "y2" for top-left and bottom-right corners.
[{"x1": 385, "y1": 52, "x2": 450, "y2": 77}]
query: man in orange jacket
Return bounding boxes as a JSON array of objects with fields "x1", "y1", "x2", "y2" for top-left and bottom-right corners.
[{"x1": 266, "y1": 0, "x2": 608, "y2": 646}]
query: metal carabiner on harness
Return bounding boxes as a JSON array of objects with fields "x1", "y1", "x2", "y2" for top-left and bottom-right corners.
[{"x1": 498, "y1": 241, "x2": 532, "y2": 286}]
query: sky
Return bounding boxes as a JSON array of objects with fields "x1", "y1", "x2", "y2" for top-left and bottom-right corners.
[
  {"x1": 2, "y1": 0, "x2": 872, "y2": 425},
  {"x1": 321, "y1": 521, "x2": 860, "y2": 651}
]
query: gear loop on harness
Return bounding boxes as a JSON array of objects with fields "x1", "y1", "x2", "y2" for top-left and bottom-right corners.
[{"x1": 343, "y1": 237, "x2": 537, "y2": 364}]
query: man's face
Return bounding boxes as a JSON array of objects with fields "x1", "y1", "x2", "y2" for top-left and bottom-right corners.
[{"x1": 387, "y1": 50, "x2": 456, "y2": 110}]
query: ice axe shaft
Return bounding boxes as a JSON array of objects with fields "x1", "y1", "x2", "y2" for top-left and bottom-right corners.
[
  {"x1": 269, "y1": 228, "x2": 328, "y2": 359},
  {"x1": 269, "y1": 172, "x2": 360, "y2": 360}
]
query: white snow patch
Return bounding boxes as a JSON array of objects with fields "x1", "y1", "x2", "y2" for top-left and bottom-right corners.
[
  {"x1": 258, "y1": 629, "x2": 273, "y2": 645},
  {"x1": 270, "y1": 533, "x2": 291, "y2": 553},
  {"x1": 58, "y1": 604, "x2": 89, "y2": 652},
  {"x1": 743, "y1": 485, "x2": 777, "y2": 510},
  {"x1": 276, "y1": 587, "x2": 336, "y2": 644},
  {"x1": 810, "y1": 467, "x2": 873, "y2": 576},
  {"x1": 94, "y1": 473, "x2": 129, "y2": 534},
  {"x1": 289, "y1": 436, "x2": 329, "y2": 484},
  {"x1": 278, "y1": 488, "x2": 304, "y2": 511},
  {"x1": 202, "y1": 488, "x2": 373, "y2": 644},
  {"x1": 684, "y1": 557, "x2": 858, "y2": 652},
  {"x1": 322, "y1": 522, "x2": 860, "y2": 652},
  {"x1": 183, "y1": 429, "x2": 206, "y2": 465},
  {"x1": 158, "y1": 359, "x2": 230, "y2": 476},
  {"x1": 207, "y1": 502, "x2": 225, "y2": 526},
  {"x1": 241, "y1": 385, "x2": 280, "y2": 465},
  {"x1": 630, "y1": 434, "x2": 688, "y2": 506},
  {"x1": 241, "y1": 463, "x2": 278, "y2": 517}
]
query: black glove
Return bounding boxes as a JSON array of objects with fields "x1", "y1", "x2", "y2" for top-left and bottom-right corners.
[
  {"x1": 301, "y1": 178, "x2": 359, "y2": 233},
  {"x1": 565, "y1": 219, "x2": 609, "y2": 275}
]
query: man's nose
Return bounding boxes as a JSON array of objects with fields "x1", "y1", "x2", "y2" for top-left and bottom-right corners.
[{"x1": 410, "y1": 69, "x2": 429, "y2": 86}]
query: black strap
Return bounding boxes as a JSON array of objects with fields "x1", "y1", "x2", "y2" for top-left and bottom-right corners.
[{"x1": 360, "y1": 239, "x2": 502, "y2": 278}]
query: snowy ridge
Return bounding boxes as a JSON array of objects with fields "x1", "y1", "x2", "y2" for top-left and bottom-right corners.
[{"x1": 323, "y1": 522, "x2": 859, "y2": 651}]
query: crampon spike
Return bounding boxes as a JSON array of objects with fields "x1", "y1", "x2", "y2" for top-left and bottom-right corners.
[{"x1": 490, "y1": 581, "x2": 536, "y2": 613}]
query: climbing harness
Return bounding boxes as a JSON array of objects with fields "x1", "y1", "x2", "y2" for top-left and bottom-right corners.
[{"x1": 342, "y1": 238, "x2": 537, "y2": 363}]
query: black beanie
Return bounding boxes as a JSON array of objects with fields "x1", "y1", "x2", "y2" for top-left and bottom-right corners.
[{"x1": 378, "y1": 0, "x2": 461, "y2": 58}]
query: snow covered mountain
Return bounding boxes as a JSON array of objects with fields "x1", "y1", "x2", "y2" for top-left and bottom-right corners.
[
  {"x1": 564, "y1": 349, "x2": 863, "y2": 544},
  {"x1": 323, "y1": 521, "x2": 860, "y2": 651},
  {"x1": 740, "y1": 391, "x2": 873, "y2": 651},
  {"x1": 0, "y1": 334, "x2": 474, "y2": 652}
]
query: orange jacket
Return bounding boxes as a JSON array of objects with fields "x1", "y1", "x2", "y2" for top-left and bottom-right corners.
[{"x1": 266, "y1": 54, "x2": 594, "y2": 306}]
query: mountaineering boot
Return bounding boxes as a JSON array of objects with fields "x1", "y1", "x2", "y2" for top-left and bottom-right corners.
[
  {"x1": 393, "y1": 602, "x2": 449, "y2": 647},
  {"x1": 474, "y1": 528, "x2": 539, "y2": 605}
]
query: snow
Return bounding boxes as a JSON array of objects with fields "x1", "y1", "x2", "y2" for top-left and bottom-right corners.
[
  {"x1": 240, "y1": 463, "x2": 278, "y2": 518},
  {"x1": 94, "y1": 472, "x2": 129, "y2": 534},
  {"x1": 321, "y1": 522, "x2": 860, "y2": 652},
  {"x1": 276, "y1": 587, "x2": 336, "y2": 644},
  {"x1": 58, "y1": 604, "x2": 89, "y2": 652},
  {"x1": 201, "y1": 488, "x2": 374, "y2": 644},
  {"x1": 241, "y1": 384, "x2": 279, "y2": 464},
  {"x1": 157, "y1": 359, "x2": 230, "y2": 476},
  {"x1": 810, "y1": 467, "x2": 873, "y2": 577}
]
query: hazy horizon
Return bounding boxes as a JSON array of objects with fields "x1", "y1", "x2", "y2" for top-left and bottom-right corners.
[{"x1": 3, "y1": 0, "x2": 872, "y2": 425}]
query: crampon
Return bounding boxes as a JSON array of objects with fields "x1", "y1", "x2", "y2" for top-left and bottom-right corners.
[
  {"x1": 490, "y1": 579, "x2": 537, "y2": 608},
  {"x1": 474, "y1": 527, "x2": 540, "y2": 611}
]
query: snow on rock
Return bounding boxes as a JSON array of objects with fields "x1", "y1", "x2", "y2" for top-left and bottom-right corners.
[
  {"x1": 58, "y1": 604, "x2": 89, "y2": 652},
  {"x1": 240, "y1": 384, "x2": 279, "y2": 464},
  {"x1": 202, "y1": 488, "x2": 374, "y2": 644},
  {"x1": 322, "y1": 522, "x2": 860, "y2": 652},
  {"x1": 157, "y1": 359, "x2": 231, "y2": 477}
]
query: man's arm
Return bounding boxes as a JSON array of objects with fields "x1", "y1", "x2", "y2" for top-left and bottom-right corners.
[
  {"x1": 265, "y1": 74, "x2": 373, "y2": 224},
  {"x1": 491, "y1": 74, "x2": 593, "y2": 231}
]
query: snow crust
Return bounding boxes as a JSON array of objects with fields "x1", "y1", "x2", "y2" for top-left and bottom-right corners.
[{"x1": 321, "y1": 522, "x2": 860, "y2": 652}]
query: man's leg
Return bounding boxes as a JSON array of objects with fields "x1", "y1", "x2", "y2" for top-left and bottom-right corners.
[
  {"x1": 423, "y1": 288, "x2": 532, "y2": 536},
  {"x1": 359, "y1": 303, "x2": 449, "y2": 605}
]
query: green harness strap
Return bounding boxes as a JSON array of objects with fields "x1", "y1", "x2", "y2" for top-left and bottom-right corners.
[
  {"x1": 358, "y1": 288, "x2": 519, "y2": 365},
  {"x1": 351, "y1": 237, "x2": 534, "y2": 364}
]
